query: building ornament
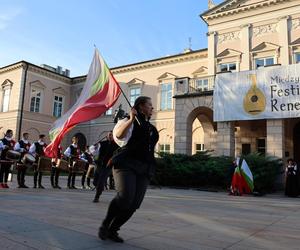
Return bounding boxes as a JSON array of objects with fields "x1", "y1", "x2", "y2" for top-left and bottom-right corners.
[
  {"x1": 218, "y1": 31, "x2": 240, "y2": 44},
  {"x1": 252, "y1": 24, "x2": 277, "y2": 37},
  {"x1": 112, "y1": 52, "x2": 208, "y2": 74},
  {"x1": 203, "y1": 0, "x2": 287, "y2": 21},
  {"x1": 291, "y1": 18, "x2": 300, "y2": 30}
]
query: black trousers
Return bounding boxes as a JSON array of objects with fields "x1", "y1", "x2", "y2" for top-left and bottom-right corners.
[
  {"x1": 94, "y1": 167, "x2": 111, "y2": 199},
  {"x1": 67, "y1": 168, "x2": 76, "y2": 187},
  {"x1": 17, "y1": 165, "x2": 27, "y2": 186},
  {"x1": 33, "y1": 171, "x2": 43, "y2": 187},
  {"x1": 0, "y1": 162, "x2": 11, "y2": 183},
  {"x1": 102, "y1": 168, "x2": 149, "y2": 232},
  {"x1": 50, "y1": 167, "x2": 60, "y2": 187}
]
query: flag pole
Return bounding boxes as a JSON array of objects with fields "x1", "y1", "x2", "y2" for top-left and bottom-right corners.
[{"x1": 118, "y1": 86, "x2": 141, "y2": 125}]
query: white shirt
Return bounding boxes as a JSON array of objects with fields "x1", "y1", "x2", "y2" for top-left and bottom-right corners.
[
  {"x1": 64, "y1": 144, "x2": 78, "y2": 158},
  {"x1": 14, "y1": 139, "x2": 30, "y2": 153},
  {"x1": 29, "y1": 140, "x2": 45, "y2": 157},
  {"x1": 113, "y1": 118, "x2": 133, "y2": 147},
  {"x1": 0, "y1": 137, "x2": 13, "y2": 151},
  {"x1": 89, "y1": 144, "x2": 100, "y2": 157}
]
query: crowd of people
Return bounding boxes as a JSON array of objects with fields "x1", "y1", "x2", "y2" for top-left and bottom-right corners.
[
  {"x1": 0, "y1": 129, "x2": 118, "y2": 202},
  {"x1": 0, "y1": 96, "x2": 159, "y2": 243}
]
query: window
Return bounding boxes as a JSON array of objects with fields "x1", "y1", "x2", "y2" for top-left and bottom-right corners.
[
  {"x1": 130, "y1": 87, "x2": 141, "y2": 106},
  {"x1": 159, "y1": 144, "x2": 170, "y2": 153},
  {"x1": 255, "y1": 57, "x2": 274, "y2": 69},
  {"x1": 2, "y1": 88, "x2": 11, "y2": 112},
  {"x1": 30, "y1": 89, "x2": 42, "y2": 113},
  {"x1": 242, "y1": 144, "x2": 251, "y2": 155},
  {"x1": 257, "y1": 138, "x2": 266, "y2": 155},
  {"x1": 195, "y1": 144, "x2": 205, "y2": 153},
  {"x1": 53, "y1": 95, "x2": 64, "y2": 117},
  {"x1": 295, "y1": 53, "x2": 300, "y2": 63},
  {"x1": 195, "y1": 79, "x2": 208, "y2": 91},
  {"x1": 160, "y1": 83, "x2": 172, "y2": 110},
  {"x1": 105, "y1": 107, "x2": 113, "y2": 115},
  {"x1": 219, "y1": 63, "x2": 236, "y2": 72}
]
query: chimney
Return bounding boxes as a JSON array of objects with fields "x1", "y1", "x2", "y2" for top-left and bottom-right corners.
[{"x1": 208, "y1": 0, "x2": 216, "y2": 9}]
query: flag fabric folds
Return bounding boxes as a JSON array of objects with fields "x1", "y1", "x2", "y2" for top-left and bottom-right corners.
[
  {"x1": 44, "y1": 49, "x2": 121, "y2": 158},
  {"x1": 231, "y1": 158, "x2": 254, "y2": 195},
  {"x1": 240, "y1": 159, "x2": 254, "y2": 193}
]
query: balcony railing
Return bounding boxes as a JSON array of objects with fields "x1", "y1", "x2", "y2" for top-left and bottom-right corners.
[{"x1": 174, "y1": 76, "x2": 215, "y2": 96}]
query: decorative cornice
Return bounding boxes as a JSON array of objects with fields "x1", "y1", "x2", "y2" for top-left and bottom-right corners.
[
  {"x1": 0, "y1": 63, "x2": 24, "y2": 74},
  {"x1": 202, "y1": 0, "x2": 288, "y2": 22},
  {"x1": 252, "y1": 23, "x2": 278, "y2": 37},
  {"x1": 112, "y1": 51, "x2": 208, "y2": 74},
  {"x1": 72, "y1": 76, "x2": 86, "y2": 84},
  {"x1": 29, "y1": 66, "x2": 71, "y2": 84},
  {"x1": 0, "y1": 62, "x2": 72, "y2": 84}
]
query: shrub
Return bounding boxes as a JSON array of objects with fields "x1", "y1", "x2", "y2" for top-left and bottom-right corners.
[
  {"x1": 240, "y1": 152, "x2": 283, "y2": 193},
  {"x1": 153, "y1": 151, "x2": 282, "y2": 193}
]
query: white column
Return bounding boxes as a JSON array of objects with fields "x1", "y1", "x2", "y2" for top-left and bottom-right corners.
[
  {"x1": 207, "y1": 31, "x2": 217, "y2": 76},
  {"x1": 266, "y1": 119, "x2": 285, "y2": 158},
  {"x1": 278, "y1": 16, "x2": 290, "y2": 65},
  {"x1": 240, "y1": 24, "x2": 251, "y2": 71},
  {"x1": 216, "y1": 121, "x2": 235, "y2": 157}
]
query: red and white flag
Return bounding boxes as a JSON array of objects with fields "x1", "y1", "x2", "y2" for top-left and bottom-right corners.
[{"x1": 45, "y1": 49, "x2": 121, "y2": 157}]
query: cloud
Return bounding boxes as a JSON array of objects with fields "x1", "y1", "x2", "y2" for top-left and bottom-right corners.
[{"x1": 0, "y1": 8, "x2": 23, "y2": 30}]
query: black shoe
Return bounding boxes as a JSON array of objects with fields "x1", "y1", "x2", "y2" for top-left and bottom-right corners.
[
  {"x1": 38, "y1": 185, "x2": 45, "y2": 189},
  {"x1": 108, "y1": 231, "x2": 124, "y2": 243},
  {"x1": 68, "y1": 186, "x2": 72, "y2": 189},
  {"x1": 98, "y1": 225, "x2": 109, "y2": 240},
  {"x1": 52, "y1": 185, "x2": 56, "y2": 189},
  {"x1": 33, "y1": 186, "x2": 37, "y2": 188},
  {"x1": 18, "y1": 185, "x2": 22, "y2": 188},
  {"x1": 22, "y1": 185, "x2": 29, "y2": 188},
  {"x1": 71, "y1": 186, "x2": 77, "y2": 189},
  {"x1": 93, "y1": 198, "x2": 99, "y2": 203},
  {"x1": 56, "y1": 185, "x2": 61, "y2": 189}
]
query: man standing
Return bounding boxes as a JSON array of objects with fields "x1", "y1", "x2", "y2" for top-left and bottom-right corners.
[
  {"x1": 0, "y1": 129, "x2": 16, "y2": 188},
  {"x1": 64, "y1": 136, "x2": 81, "y2": 189},
  {"x1": 51, "y1": 145, "x2": 63, "y2": 189},
  {"x1": 29, "y1": 134, "x2": 47, "y2": 189},
  {"x1": 93, "y1": 131, "x2": 119, "y2": 202},
  {"x1": 14, "y1": 132, "x2": 31, "y2": 188}
]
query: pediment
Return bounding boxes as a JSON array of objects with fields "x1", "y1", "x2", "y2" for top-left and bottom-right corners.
[
  {"x1": 157, "y1": 72, "x2": 177, "y2": 81},
  {"x1": 2, "y1": 79, "x2": 14, "y2": 88},
  {"x1": 192, "y1": 66, "x2": 208, "y2": 75},
  {"x1": 201, "y1": 0, "x2": 282, "y2": 22},
  {"x1": 127, "y1": 78, "x2": 145, "y2": 86},
  {"x1": 30, "y1": 80, "x2": 46, "y2": 89},
  {"x1": 202, "y1": 0, "x2": 243, "y2": 17},
  {"x1": 251, "y1": 42, "x2": 280, "y2": 52},
  {"x1": 217, "y1": 48, "x2": 242, "y2": 58},
  {"x1": 290, "y1": 37, "x2": 300, "y2": 47},
  {"x1": 52, "y1": 87, "x2": 67, "y2": 95}
]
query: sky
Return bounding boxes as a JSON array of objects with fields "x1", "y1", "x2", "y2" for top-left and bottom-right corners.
[{"x1": 0, "y1": 0, "x2": 223, "y2": 77}]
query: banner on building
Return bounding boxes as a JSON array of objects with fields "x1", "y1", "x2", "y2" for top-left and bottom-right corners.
[{"x1": 214, "y1": 64, "x2": 300, "y2": 121}]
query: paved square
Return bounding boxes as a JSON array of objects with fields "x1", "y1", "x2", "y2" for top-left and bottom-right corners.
[{"x1": 0, "y1": 176, "x2": 300, "y2": 250}]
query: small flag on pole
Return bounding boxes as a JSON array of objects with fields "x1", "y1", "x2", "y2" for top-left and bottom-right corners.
[
  {"x1": 45, "y1": 49, "x2": 121, "y2": 158},
  {"x1": 240, "y1": 159, "x2": 254, "y2": 193}
]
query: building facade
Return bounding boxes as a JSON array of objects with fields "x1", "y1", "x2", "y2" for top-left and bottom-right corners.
[{"x1": 1, "y1": 0, "x2": 300, "y2": 165}]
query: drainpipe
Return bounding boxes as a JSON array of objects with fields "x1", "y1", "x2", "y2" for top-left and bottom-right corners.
[{"x1": 18, "y1": 62, "x2": 29, "y2": 141}]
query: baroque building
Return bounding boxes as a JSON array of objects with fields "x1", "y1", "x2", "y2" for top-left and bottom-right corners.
[{"x1": 1, "y1": 0, "x2": 300, "y2": 169}]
